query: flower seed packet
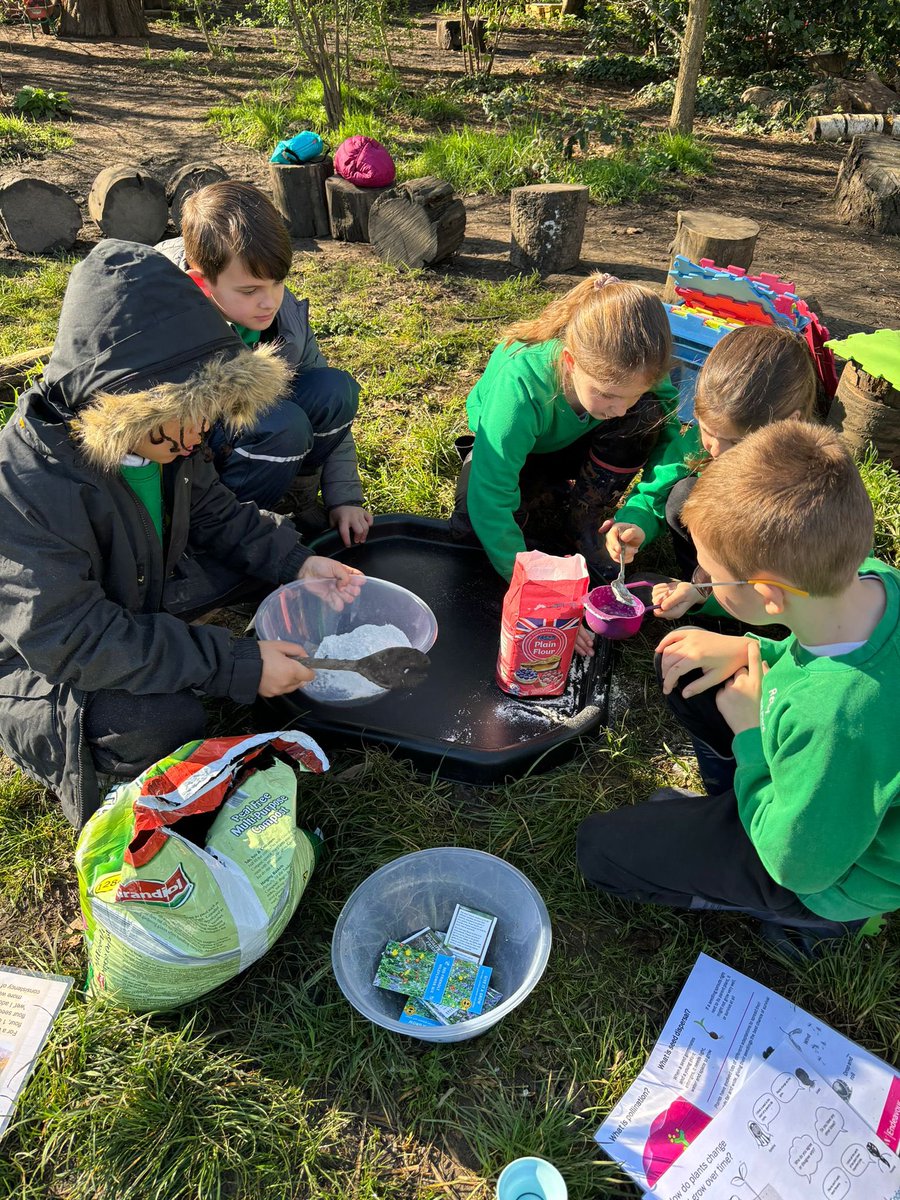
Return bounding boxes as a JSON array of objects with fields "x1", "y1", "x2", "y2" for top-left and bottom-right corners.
[
  {"x1": 398, "y1": 998, "x2": 443, "y2": 1028},
  {"x1": 374, "y1": 941, "x2": 492, "y2": 1014}
]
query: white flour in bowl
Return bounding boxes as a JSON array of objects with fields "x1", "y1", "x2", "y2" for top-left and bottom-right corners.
[{"x1": 305, "y1": 623, "x2": 413, "y2": 701}]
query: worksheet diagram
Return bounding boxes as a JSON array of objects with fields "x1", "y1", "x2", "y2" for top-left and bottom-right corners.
[
  {"x1": 595, "y1": 954, "x2": 900, "y2": 1192},
  {"x1": 647, "y1": 1039, "x2": 900, "y2": 1200}
]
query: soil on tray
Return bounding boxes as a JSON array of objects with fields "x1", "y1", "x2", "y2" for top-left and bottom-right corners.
[{"x1": 1, "y1": 18, "x2": 898, "y2": 337}]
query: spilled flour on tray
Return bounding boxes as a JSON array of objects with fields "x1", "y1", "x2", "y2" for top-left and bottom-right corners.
[{"x1": 306, "y1": 623, "x2": 412, "y2": 701}]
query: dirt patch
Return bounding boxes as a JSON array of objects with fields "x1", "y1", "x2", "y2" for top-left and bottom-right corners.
[{"x1": 2, "y1": 18, "x2": 899, "y2": 335}]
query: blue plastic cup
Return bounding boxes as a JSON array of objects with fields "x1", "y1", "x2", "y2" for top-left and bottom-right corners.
[{"x1": 496, "y1": 1157, "x2": 568, "y2": 1200}]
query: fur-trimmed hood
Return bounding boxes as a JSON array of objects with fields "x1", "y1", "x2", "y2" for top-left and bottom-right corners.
[{"x1": 21, "y1": 240, "x2": 292, "y2": 471}]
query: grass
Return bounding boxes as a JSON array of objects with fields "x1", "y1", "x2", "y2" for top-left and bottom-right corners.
[
  {"x1": 1, "y1": 253, "x2": 898, "y2": 1200},
  {"x1": 0, "y1": 113, "x2": 74, "y2": 162},
  {"x1": 0, "y1": 257, "x2": 74, "y2": 357}
]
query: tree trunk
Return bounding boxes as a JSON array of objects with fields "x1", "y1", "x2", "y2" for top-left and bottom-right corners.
[
  {"x1": 669, "y1": 0, "x2": 710, "y2": 134},
  {"x1": 827, "y1": 361, "x2": 900, "y2": 470},
  {"x1": 59, "y1": 0, "x2": 149, "y2": 37},
  {"x1": 560, "y1": 0, "x2": 584, "y2": 16},
  {"x1": 833, "y1": 135, "x2": 900, "y2": 234},
  {"x1": 509, "y1": 183, "x2": 589, "y2": 276},
  {"x1": 369, "y1": 177, "x2": 466, "y2": 269},
  {"x1": 269, "y1": 159, "x2": 333, "y2": 239},
  {"x1": 662, "y1": 209, "x2": 760, "y2": 302}
]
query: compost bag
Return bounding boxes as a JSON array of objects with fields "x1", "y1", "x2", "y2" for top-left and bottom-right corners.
[{"x1": 75, "y1": 730, "x2": 329, "y2": 1012}]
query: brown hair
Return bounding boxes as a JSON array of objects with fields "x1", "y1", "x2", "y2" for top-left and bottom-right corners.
[
  {"x1": 681, "y1": 421, "x2": 874, "y2": 596},
  {"x1": 181, "y1": 181, "x2": 293, "y2": 283},
  {"x1": 503, "y1": 274, "x2": 671, "y2": 387},
  {"x1": 694, "y1": 325, "x2": 817, "y2": 432}
]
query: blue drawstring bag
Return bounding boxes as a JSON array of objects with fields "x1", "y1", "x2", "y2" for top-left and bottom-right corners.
[{"x1": 271, "y1": 131, "x2": 325, "y2": 165}]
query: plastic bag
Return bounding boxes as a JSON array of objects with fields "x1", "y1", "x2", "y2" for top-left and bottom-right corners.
[
  {"x1": 496, "y1": 550, "x2": 588, "y2": 697},
  {"x1": 75, "y1": 731, "x2": 328, "y2": 1012}
]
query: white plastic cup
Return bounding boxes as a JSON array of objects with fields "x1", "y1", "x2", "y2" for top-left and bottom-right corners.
[{"x1": 496, "y1": 1157, "x2": 568, "y2": 1200}]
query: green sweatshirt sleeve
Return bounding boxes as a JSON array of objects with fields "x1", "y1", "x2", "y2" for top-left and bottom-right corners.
[
  {"x1": 732, "y1": 686, "x2": 883, "y2": 897},
  {"x1": 615, "y1": 380, "x2": 691, "y2": 544},
  {"x1": 466, "y1": 384, "x2": 543, "y2": 581}
]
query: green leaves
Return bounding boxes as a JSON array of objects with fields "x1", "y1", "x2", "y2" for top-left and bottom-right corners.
[{"x1": 13, "y1": 87, "x2": 73, "y2": 119}]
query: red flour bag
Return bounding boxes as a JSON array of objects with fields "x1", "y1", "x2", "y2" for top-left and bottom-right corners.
[{"x1": 496, "y1": 550, "x2": 589, "y2": 697}]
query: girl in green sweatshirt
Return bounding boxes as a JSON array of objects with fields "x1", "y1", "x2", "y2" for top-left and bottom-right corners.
[
  {"x1": 449, "y1": 274, "x2": 678, "y2": 581},
  {"x1": 604, "y1": 325, "x2": 818, "y2": 619}
]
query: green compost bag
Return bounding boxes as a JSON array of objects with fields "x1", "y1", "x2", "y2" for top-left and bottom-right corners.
[{"x1": 75, "y1": 730, "x2": 329, "y2": 1012}]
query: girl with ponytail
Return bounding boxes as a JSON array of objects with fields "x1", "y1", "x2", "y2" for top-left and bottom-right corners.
[{"x1": 450, "y1": 273, "x2": 679, "y2": 583}]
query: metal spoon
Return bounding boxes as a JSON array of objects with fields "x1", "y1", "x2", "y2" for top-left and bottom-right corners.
[
  {"x1": 611, "y1": 554, "x2": 639, "y2": 608},
  {"x1": 297, "y1": 646, "x2": 430, "y2": 690}
]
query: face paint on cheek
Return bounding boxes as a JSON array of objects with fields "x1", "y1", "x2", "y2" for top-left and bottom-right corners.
[{"x1": 148, "y1": 425, "x2": 180, "y2": 456}]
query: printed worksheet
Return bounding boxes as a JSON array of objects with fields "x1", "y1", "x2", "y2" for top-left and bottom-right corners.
[
  {"x1": 648, "y1": 1039, "x2": 900, "y2": 1200},
  {"x1": 0, "y1": 967, "x2": 72, "y2": 1138},
  {"x1": 595, "y1": 954, "x2": 900, "y2": 1192}
]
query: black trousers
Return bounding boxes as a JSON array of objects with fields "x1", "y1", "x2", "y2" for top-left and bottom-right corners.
[
  {"x1": 85, "y1": 690, "x2": 208, "y2": 779},
  {"x1": 576, "y1": 648, "x2": 820, "y2": 923},
  {"x1": 450, "y1": 392, "x2": 665, "y2": 576}
]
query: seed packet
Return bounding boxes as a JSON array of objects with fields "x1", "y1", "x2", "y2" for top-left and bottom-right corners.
[
  {"x1": 374, "y1": 941, "x2": 492, "y2": 1014},
  {"x1": 398, "y1": 927, "x2": 503, "y2": 1024},
  {"x1": 398, "y1": 998, "x2": 443, "y2": 1028}
]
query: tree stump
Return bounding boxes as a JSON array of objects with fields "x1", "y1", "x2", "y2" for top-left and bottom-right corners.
[
  {"x1": 325, "y1": 176, "x2": 390, "y2": 242},
  {"x1": 369, "y1": 177, "x2": 466, "y2": 268},
  {"x1": 827, "y1": 361, "x2": 900, "y2": 469},
  {"x1": 88, "y1": 165, "x2": 168, "y2": 244},
  {"x1": 167, "y1": 162, "x2": 228, "y2": 232},
  {"x1": 833, "y1": 136, "x2": 900, "y2": 235},
  {"x1": 269, "y1": 158, "x2": 333, "y2": 239},
  {"x1": 509, "y1": 183, "x2": 589, "y2": 276},
  {"x1": 435, "y1": 17, "x2": 485, "y2": 51},
  {"x1": 0, "y1": 176, "x2": 81, "y2": 254},
  {"x1": 662, "y1": 209, "x2": 760, "y2": 302}
]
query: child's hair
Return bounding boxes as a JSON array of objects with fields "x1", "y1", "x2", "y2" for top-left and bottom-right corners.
[
  {"x1": 693, "y1": 325, "x2": 817, "y2": 432},
  {"x1": 503, "y1": 274, "x2": 671, "y2": 386},
  {"x1": 682, "y1": 421, "x2": 873, "y2": 596},
  {"x1": 181, "y1": 181, "x2": 293, "y2": 283}
]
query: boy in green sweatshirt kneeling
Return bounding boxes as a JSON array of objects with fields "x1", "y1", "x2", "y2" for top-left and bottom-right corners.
[{"x1": 577, "y1": 421, "x2": 900, "y2": 952}]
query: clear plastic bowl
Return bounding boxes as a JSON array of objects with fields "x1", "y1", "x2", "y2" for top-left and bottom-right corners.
[
  {"x1": 253, "y1": 577, "x2": 438, "y2": 705},
  {"x1": 331, "y1": 847, "x2": 552, "y2": 1042}
]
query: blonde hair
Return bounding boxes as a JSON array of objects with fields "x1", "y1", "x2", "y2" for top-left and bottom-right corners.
[
  {"x1": 693, "y1": 325, "x2": 817, "y2": 432},
  {"x1": 682, "y1": 421, "x2": 873, "y2": 596},
  {"x1": 504, "y1": 274, "x2": 671, "y2": 386}
]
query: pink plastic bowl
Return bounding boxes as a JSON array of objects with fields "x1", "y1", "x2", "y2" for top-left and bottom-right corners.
[{"x1": 583, "y1": 585, "x2": 646, "y2": 640}]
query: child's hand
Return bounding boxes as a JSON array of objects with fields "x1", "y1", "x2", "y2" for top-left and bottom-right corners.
[
  {"x1": 297, "y1": 555, "x2": 365, "y2": 609},
  {"x1": 656, "y1": 627, "x2": 749, "y2": 697},
  {"x1": 716, "y1": 639, "x2": 767, "y2": 735},
  {"x1": 601, "y1": 520, "x2": 645, "y2": 565},
  {"x1": 575, "y1": 623, "x2": 595, "y2": 657},
  {"x1": 258, "y1": 640, "x2": 315, "y2": 697},
  {"x1": 652, "y1": 580, "x2": 704, "y2": 620},
  {"x1": 329, "y1": 505, "x2": 374, "y2": 547}
]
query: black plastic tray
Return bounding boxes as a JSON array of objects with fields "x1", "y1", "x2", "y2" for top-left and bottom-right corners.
[{"x1": 258, "y1": 516, "x2": 613, "y2": 784}]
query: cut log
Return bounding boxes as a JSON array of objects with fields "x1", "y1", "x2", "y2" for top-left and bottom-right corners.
[
  {"x1": 369, "y1": 177, "x2": 466, "y2": 269},
  {"x1": 88, "y1": 165, "x2": 168, "y2": 244},
  {"x1": 269, "y1": 158, "x2": 333, "y2": 239},
  {"x1": 0, "y1": 175, "x2": 81, "y2": 254},
  {"x1": 509, "y1": 183, "x2": 589, "y2": 276},
  {"x1": 166, "y1": 162, "x2": 228, "y2": 232},
  {"x1": 662, "y1": 209, "x2": 760, "y2": 302},
  {"x1": 833, "y1": 136, "x2": 900, "y2": 235},
  {"x1": 0, "y1": 344, "x2": 53, "y2": 406},
  {"x1": 435, "y1": 16, "x2": 485, "y2": 51},
  {"x1": 325, "y1": 176, "x2": 390, "y2": 242},
  {"x1": 808, "y1": 113, "x2": 886, "y2": 142},
  {"x1": 827, "y1": 361, "x2": 900, "y2": 469}
]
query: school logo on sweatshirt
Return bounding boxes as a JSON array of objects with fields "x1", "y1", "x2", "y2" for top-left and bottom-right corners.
[
  {"x1": 114, "y1": 864, "x2": 195, "y2": 908},
  {"x1": 761, "y1": 685, "x2": 778, "y2": 732}
]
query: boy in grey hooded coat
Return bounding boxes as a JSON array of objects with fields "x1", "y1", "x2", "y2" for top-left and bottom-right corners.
[{"x1": 0, "y1": 240, "x2": 358, "y2": 827}]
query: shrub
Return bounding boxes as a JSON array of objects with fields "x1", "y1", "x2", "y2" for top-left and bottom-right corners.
[
  {"x1": 636, "y1": 74, "x2": 814, "y2": 134},
  {"x1": 571, "y1": 53, "x2": 676, "y2": 86},
  {"x1": 13, "y1": 87, "x2": 73, "y2": 119}
]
